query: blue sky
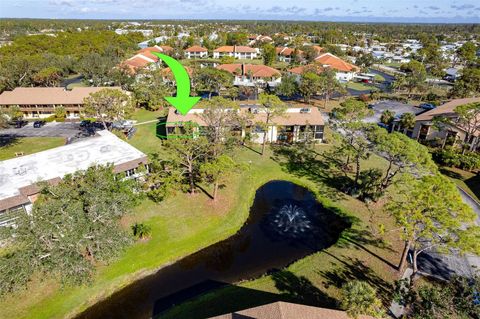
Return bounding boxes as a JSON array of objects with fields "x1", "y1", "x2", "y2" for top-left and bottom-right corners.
[{"x1": 1, "y1": 0, "x2": 480, "y2": 23}]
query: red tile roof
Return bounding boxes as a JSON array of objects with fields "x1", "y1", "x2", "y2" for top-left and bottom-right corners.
[
  {"x1": 312, "y1": 45, "x2": 324, "y2": 54},
  {"x1": 275, "y1": 47, "x2": 303, "y2": 57},
  {"x1": 216, "y1": 64, "x2": 280, "y2": 78},
  {"x1": 161, "y1": 66, "x2": 194, "y2": 77},
  {"x1": 288, "y1": 64, "x2": 325, "y2": 75},
  {"x1": 314, "y1": 53, "x2": 359, "y2": 72},
  {"x1": 122, "y1": 45, "x2": 173, "y2": 73},
  {"x1": 214, "y1": 45, "x2": 257, "y2": 53},
  {"x1": 185, "y1": 45, "x2": 208, "y2": 52},
  {"x1": 416, "y1": 97, "x2": 480, "y2": 121}
]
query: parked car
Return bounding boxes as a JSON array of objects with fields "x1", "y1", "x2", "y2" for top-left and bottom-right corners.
[
  {"x1": 200, "y1": 92, "x2": 219, "y2": 99},
  {"x1": 13, "y1": 120, "x2": 28, "y2": 128},
  {"x1": 79, "y1": 120, "x2": 92, "y2": 127},
  {"x1": 377, "y1": 122, "x2": 389, "y2": 130},
  {"x1": 33, "y1": 120, "x2": 46, "y2": 128},
  {"x1": 419, "y1": 103, "x2": 436, "y2": 110}
]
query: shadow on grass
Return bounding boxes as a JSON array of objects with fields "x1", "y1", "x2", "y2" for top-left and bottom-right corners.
[
  {"x1": 465, "y1": 174, "x2": 480, "y2": 200},
  {"x1": 439, "y1": 167, "x2": 463, "y2": 180},
  {"x1": 270, "y1": 144, "x2": 350, "y2": 202},
  {"x1": 242, "y1": 142, "x2": 262, "y2": 155},
  {"x1": 155, "y1": 116, "x2": 168, "y2": 140},
  {"x1": 318, "y1": 253, "x2": 393, "y2": 305},
  {"x1": 158, "y1": 271, "x2": 339, "y2": 319},
  {"x1": 0, "y1": 135, "x2": 20, "y2": 148},
  {"x1": 336, "y1": 228, "x2": 398, "y2": 270}
]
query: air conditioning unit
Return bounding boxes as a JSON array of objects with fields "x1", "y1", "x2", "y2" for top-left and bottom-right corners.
[{"x1": 300, "y1": 108, "x2": 311, "y2": 113}]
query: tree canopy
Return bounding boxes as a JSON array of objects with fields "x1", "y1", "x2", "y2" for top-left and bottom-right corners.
[{"x1": 0, "y1": 165, "x2": 137, "y2": 294}]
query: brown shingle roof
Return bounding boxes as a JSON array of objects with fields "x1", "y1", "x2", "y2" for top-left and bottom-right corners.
[
  {"x1": 0, "y1": 194, "x2": 29, "y2": 212},
  {"x1": 0, "y1": 87, "x2": 123, "y2": 106},
  {"x1": 112, "y1": 157, "x2": 148, "y2": 173},
  {"x1": 415, "y1": 97, "x2": 480, "y2": 121},
  {"x1": 166, "y1": 106, "x2": 324, "y2": 127},
  {"x1": 209, "y1": 302, "x2": 378, "y2": 319}
]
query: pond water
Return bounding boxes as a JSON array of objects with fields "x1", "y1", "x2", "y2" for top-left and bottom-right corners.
[{"x1": 76, "y1": 180, "x2": 348, "y2": 319}]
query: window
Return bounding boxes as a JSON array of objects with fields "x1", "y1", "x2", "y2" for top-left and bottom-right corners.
[
  {"x1": 125, "y1": 168, "x2": 136, "y2": 177},
  {"x1": 314, "y1": 125, "x2": 324, "y2": 140},
  {"x1": 253, "y1": 125, "x2": 264, "y2": 133}
]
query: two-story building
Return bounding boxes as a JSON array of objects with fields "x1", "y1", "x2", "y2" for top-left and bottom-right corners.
[
  {"x1": 184, "y1": 45, "x2": 209, "y2": 59},
  {"x1": 275, "y1": 47, "x2": 303, "y2": 63},
  {"x1": 122, "y1": 45, "x2": 173, "y2": 73},
  {"x1": 412, "y1": 97, "x2": 480, "y2": 150},
  {"x1": 0, "y1": 87, "x2": 125, "y2": 119},
  {"x1": 213, "y1": 46, "x2": 259, "y2": 59},
  {"x1": 314, "y1": 53, "x2": 360, "y2": 82},
  {"x1": 216, "y1": 64, "x2": 281, "y2": 88},
  {"x1": 0, "y1": 130, "x2": 147, "y2": 225},
  {"x1": 165, "y1": 104, "x2": 324, "y2": 144}
]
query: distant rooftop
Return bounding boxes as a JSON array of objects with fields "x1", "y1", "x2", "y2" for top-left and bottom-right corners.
[{"x1": 0, "y1": 130, "x2": 147, "y2": 208}]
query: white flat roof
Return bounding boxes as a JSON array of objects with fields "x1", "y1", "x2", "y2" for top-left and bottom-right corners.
[{"x1": 0, "y1": 131, "x2": 146, "y2": 201}]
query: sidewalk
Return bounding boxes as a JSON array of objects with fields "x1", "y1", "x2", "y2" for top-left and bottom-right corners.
[{"x1": 389, "y1": 267, "x2": 413, "y2": 318}]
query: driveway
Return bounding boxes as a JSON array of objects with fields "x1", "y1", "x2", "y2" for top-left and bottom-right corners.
[
  {"x1": 363, "y1": 101, "x2": 425, "y2": 124},
  {"x1": 0, "y1": 122, "x2": 83, "y2": 138}
]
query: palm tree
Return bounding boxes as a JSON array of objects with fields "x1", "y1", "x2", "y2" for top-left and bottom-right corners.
[{"x1": 399, "y1": 112, "x2": 416, "y2": 135}]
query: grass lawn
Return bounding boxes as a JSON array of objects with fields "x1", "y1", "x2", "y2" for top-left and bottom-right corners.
[
  {"x1": 440, "y1": 166, "x2": 480, "y2": 202},
  {"x1": 130, "y1": 108, "x2": 166, "y2": 123},
  {"x1": 0, "y1": 137, "x2": 66, "y2": 161},
  {"x1": 374, "y1": 74, "x2": 386, "y2": 82},
  {"x1": 346, "y1": 82, "x2": 379, "y2": 92},
  {"x1": 383, "y1": 62, "x2": 402, "y2": 68},
  {"x1": 66, "y1": 82, "x2": 88, "y2": 90},
  {"x1": 0, "y1": 110, "x2": 403, "y2": 319}
]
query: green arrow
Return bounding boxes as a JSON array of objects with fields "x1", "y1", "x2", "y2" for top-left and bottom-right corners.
[{"x1": 152, "y1": 52, "x2": 200, "y2": 115}]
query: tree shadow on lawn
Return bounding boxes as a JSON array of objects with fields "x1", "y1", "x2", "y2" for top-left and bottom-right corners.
[
  {"x1": 465, "y1": 175, "x2": 480, "y2": 200},
  {"x1": 318, "y1": 253, "x2": 394, "y2": 305},
  {"x1": 336, "y1": 228, "x2": 398, "y2": 270},
  {"x1": 270, "y1": 144, "x2": 350, "y2": 202},
  {"x1": 157, "y1": 271, "x2": 339, "y2": 319},
  {"x1": 439, "y1": 167, "x2": 464, "y2": 180},
  {"x1": 0, "y1": 135, "x2": 20, "y2": 148}
]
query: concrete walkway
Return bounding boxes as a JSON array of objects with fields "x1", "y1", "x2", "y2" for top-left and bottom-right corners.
[
  {"x1": 389, "y1": 267, "x2": 413, "y2": 318},
  {"x1": 133, "y1": 119, "x2": 159, "y2": 126}
]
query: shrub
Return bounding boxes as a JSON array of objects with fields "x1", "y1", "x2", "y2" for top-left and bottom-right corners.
[
  {"x1": 131, "y1": 223, "x2": 152, "y2": 240},
  {"x1": 432, "y1": 148, "x2": 480, "y2": 171},
  {"x1": 358, "y1": 94, "x2": 371, "y2": 102},
  {"x1": 341, "y1": 280, "x2": 385, "y2": 318}
]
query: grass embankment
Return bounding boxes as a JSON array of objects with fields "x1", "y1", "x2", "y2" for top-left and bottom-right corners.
[
  {"x1": 441, "y1": 166, "x2": 480, "y2": 202},
  {"x1": 0, "y1": 108, "x2": 403, "y2": 319},
  {"x1": 0, "y1": 137, "x2": 66, "y2": 161},
  {"x1": 161, "y1": 147, "x2": 402, "y2": 318}
]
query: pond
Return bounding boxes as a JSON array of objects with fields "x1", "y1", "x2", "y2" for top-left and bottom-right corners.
[{"x1": 76, "y1": 180, "x2": 349, "y2": 319}]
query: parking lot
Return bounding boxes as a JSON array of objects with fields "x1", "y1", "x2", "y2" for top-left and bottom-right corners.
[
  {"x1": 0, "y1": 122, "x2": 83, "y2": 138},
  {"x1": 363, "y1": 100, "x2": 426, "y2": 124}
]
